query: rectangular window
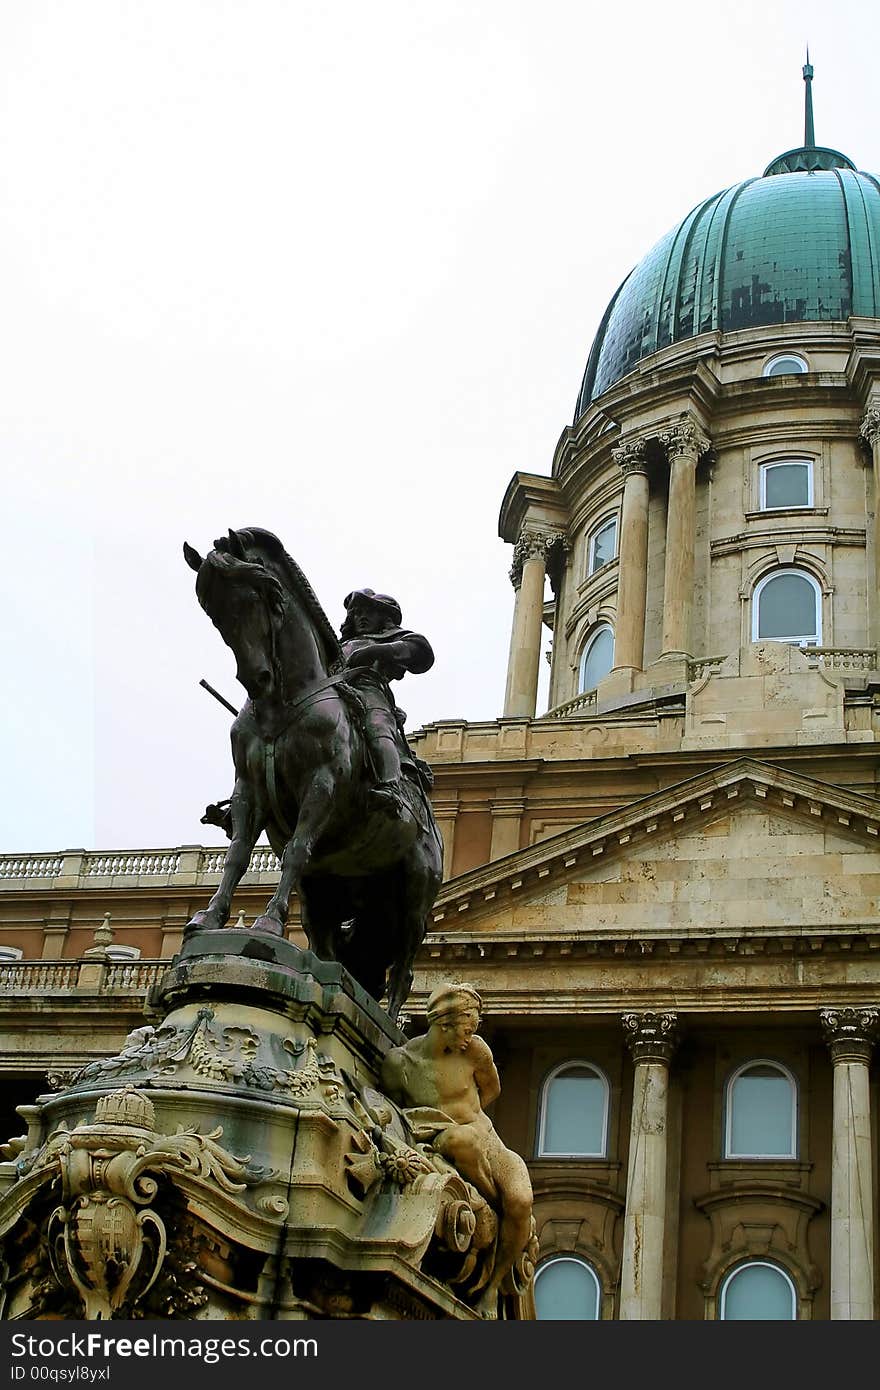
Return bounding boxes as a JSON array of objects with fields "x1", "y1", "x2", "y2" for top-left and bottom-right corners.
[
  {"x1": 587, "y1": 517, "x2": 617, "y2": 575},
  {"x1": 760, "y1": 460, "x2": 813, "y2": 510}
]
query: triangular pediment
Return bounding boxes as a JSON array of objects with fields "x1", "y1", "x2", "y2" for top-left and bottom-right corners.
[{"x1": 431, "y1": 758, "x2": 880, "y2": 938}]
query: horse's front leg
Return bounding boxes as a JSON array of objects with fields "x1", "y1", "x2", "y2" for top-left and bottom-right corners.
[
  {"x1": 186, "y1": 779, "x2": 262, "y2": 933},
  {"x1": 253, "y1": 771, "x2": 335, "y2": 936}
]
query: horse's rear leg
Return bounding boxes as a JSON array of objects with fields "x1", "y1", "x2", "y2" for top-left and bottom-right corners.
[
  {"x1": 253, "y1": 773, "x2": 335, "y2": 936},
  {"x1": 186, "y1": 781, "x2": 261, "y2": 933}
]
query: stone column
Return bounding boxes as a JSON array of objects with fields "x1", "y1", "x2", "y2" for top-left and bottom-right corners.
[
  {"x1": 658, "y1": 418, "x2": 709, "y2": 659},
  {"x1": 619, "y1": 1011, "x2": 679, "y2": 1319},
  {"x1": 503, "y1": 529, "x2": 566, "y2": 719},
  {"x1": 860, "y1": 406, "x2": 880, "y2": 646},
  {"x1": 612, "y1": 439, "x2": 650, "y2": 672},
  {"x1": 820, "y1": 1006, "x2": 880, "y2": 1320}
]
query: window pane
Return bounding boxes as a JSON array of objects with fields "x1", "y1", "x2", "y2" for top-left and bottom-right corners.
[
  {"x1": 543, "y1": 1068, "x2": 606, "y2": 1153},
  {"x1": 729, "y1": 1069, "x2": 794, "y2": 1155},
  {"x1": 581, "y1": 628, "x2": 614, "y2": 690},
  {"x1": 757, "y1": 573, "x2": 817, "y2": 640},
  {"x1": 535, "y1": 1261, "x2": 599, "y2": 1320},
  {"x1": 590, "y1": 520, "x2": 616, "y2": 572},
  {"x1": 765, "y1": 355, "x2": 807, "y2": 377},
  {"x1": 723, "y1": 1264, "x2": 795, "y2": 1320},
  {"x1": 764, "y1": 463, "x2": 810, "y2": 508}
]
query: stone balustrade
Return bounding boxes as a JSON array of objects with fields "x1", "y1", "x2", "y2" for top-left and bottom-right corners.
[
  {"x1": 543, "y1": 690, "x2": 599, "y2": 719},
  {"x1": 0, "y1": 845, "x2": 282, "y2": 889},
  {"x1": 0, "y1": 959, "x2": 168, "y2": 994},
  {"x1": 804, "y1": 647, "x2": 878, "y2": 672}
]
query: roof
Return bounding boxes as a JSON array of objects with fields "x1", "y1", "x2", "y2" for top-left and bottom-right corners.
[{"x1": 575, "y1": 151, "x2": 880, "y2": 416}]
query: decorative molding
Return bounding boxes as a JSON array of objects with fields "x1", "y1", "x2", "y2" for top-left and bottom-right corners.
[
  {"x1": 658, "y1": 417, "x2": 711, "y2": 462},
  {"x1": 819, "y1": 1006, "x2": 880, "y2": 1064},
  {"x1": 509, "y1": 528, "x2": 569, "y2": 588},
  {"x1": 611, "y1": 438, "x2": 649, "y2": 476},
  {"x1": 4, "y1": 1086, "x2": 278, "y2": 1319},
  {"x1": 859, "y1": 407, "x2": 880, "y2": 450},
  {"x1": 621, "y1": 1011, "x2": 679, "y2": 1064}
]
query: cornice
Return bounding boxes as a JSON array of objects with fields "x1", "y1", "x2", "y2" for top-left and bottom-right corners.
[
  {"x1": 498, "y1": 472, "x2": 567, "y2": 545},
  {"x1": 710, "y1": 525, "x2": 866, "y2": 557},
  {"x1": 405, "y1": 979, "x2": 880, "y2": 1019}
]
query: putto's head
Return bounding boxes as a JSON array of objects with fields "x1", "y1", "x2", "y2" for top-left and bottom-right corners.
[{"x1": 426, "y1": 982, "x2": 483, "y2": 1021}]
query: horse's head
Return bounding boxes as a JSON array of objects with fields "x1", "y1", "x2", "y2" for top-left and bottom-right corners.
[{"x1": 184, "y1": 532, "x2": 285, "y2": 701}]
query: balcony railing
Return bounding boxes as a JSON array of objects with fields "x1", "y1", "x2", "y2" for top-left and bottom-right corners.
[
  {"x1": 544, "y1": 690, "x2": 598, "y2": 719},
  {"x1": 0, "y1": 959, "x2": 169, "y2": 995},
  {"x1": 803, "y1": 647, "x2": 878, "y2": 672},
  {"x1": 0, "y1": 845, "x2": 281, "y2": 888}
]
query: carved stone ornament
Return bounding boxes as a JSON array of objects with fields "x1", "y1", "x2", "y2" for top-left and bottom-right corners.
[
  {"x1": 859, "y1": 406, "x2": 880, "y2": 450},
  {"x1": 509, "y1": 528, "x2": 569, "y2": 588},
  {"x1": 819, "y1": 1006, "x2": 880, "y2": 1064},
  {"x1": 343, "y1": 1084, "x2": 538, "y2": 1318},
  {"x1": 61, "y1": 1007, "x2": 346, "y2": 1104},
  {"x1": 611, "y1": 437, "x2": 649, "y2": 475},
  {"x1": 0, "y1": 1087, "x2": 280, "y2": 1319},
  {"x1": 658, "y1": 417, "x2": 711, "y2": 462},
  {"x1": 622, "y1": 1011, "x2": 679, "y2": 1064}
]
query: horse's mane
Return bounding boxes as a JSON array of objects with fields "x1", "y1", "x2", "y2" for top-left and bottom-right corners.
[{"x1": 230, "y1": 528, "x2": 344, "y2": 674}]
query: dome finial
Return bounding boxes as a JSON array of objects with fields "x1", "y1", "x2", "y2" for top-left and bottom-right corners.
[{"x1": 803, "y1": 48, "x2": 815, "y2": 148}]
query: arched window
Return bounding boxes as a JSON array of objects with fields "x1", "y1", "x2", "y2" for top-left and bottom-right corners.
[
  {"x1": 587, "y1": 516, "x2": 617, "y2": 576},
  {"x1": 537, "y1": 1062, "x2": 609, "y2": 1157},
  {"x1": 579, "y1": 626, "x2": 614, "y2": 691},
  {"x1": 534, "y1": 1257, "x2": 601, "y2": 1320},
  {"x1": 752, "y1": 569, "x2": 821, "y2": 646},
  {"x1": 724, "y1": 1060, "x2": 797, "y2": 1158},
  {"x1": 762, "y1": 353, "x2": 808, "y2": 378},
  {"x1": 0, "y1": 946, "x2": 23, "y2": 961},
  {"x1": 104, "y1": 944, "x2": 142, "y2": 961},
  {"x1": 719, "y1": 1261, "x2": 797, "y2": 1320},
  {"x1": 760, "y1": 458, "x2": 813, "y2": 510}
]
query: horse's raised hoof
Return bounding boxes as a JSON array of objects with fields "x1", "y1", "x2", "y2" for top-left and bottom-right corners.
[
  {"x1": 251, "y1": 914, "x2": 284, "y2": 937},
  {"x1": 183, "y1": 911, "x2": 214, "y2": 936}
]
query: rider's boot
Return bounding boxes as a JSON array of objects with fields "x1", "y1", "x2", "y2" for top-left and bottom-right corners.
[
  {"x1": 369, "y1": 735, "x2": 405, "y2": 817},
  {"x1": 371, "y1": 779, "x2": 405, "y2": 817}
]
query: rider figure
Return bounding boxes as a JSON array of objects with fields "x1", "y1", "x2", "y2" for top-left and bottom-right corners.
[{"x1": 339, "y1": 588, "x2": 434, "y2": 815}]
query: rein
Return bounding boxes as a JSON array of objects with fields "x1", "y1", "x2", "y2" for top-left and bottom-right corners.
[{"x1": 263, "y1": 673, "x2": 350, "y2": 840}]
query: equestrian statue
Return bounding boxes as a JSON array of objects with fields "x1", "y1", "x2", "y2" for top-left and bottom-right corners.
[{"x1": 182, "y1": 527, "x2": 443, "y2": 1022}]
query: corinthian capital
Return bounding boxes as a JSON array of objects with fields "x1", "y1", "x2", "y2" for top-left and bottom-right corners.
[
  {"x1": 622, "y1": 1011, "x2": 679, "y2": 1065},
  {"x1": 509, "y1": 527, "x2": 569, "y2": 588},
  {"x1": 612, "y1": 437, "x2": 649, "y2": 477},
  {"x1": 658, "y1": 416, "x2": 710, "y2": 462},
  {"x1": 860, "y1": 406, "x2": 880, "y2": 449},
  {"x1": 820, "y1": 1006, "x2": 880, "y2": 1064}
]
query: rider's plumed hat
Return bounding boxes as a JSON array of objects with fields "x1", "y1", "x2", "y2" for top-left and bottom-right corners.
[{"x1": 343, "y1": 588, "x2": 402, "y2": 626}]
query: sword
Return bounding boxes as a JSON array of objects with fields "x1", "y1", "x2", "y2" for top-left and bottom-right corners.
[{"x1": 199, "y1": 678, "x2": 238, "y2": 716}]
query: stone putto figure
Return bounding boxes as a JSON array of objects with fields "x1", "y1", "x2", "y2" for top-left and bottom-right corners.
[{"x1": 380, "y1": 982, "x2": 534, "y2": 1317}]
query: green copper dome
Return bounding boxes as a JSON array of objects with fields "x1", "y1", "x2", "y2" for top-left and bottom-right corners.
[{"x1": 575, "y1": 150, "x2": 880, "y2": 418}]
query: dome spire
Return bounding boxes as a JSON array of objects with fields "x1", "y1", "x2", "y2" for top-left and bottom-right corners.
[
  {"x1": 803, "y1": 48, "x2": 815, "y2": 148},
  {"x1": 763, "y1": 55, "x2": 854, "y2": 177}
]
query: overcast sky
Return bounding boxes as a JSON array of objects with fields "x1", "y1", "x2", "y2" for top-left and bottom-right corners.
[{"x1": 3, "y1": 0, "x2": 879, "y2": 853}]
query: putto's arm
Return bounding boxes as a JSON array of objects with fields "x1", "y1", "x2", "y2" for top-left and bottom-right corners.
[{"x1": 471, "y1": 1037, "x2": 501, "y2": 1108}]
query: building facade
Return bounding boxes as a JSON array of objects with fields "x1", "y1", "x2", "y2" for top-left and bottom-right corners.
[{"x1": 4, "y1": 86, "x2": 880, "y2": 1319}]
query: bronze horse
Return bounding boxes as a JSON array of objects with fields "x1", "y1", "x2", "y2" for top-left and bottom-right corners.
[{"x1": 182, "y1": 528, "x2": 443, "y2": 1021}]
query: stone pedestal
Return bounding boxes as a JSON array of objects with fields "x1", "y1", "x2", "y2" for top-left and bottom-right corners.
[{"x1": 0, "y1": 931, "x2": 533, "y2": 1321}]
